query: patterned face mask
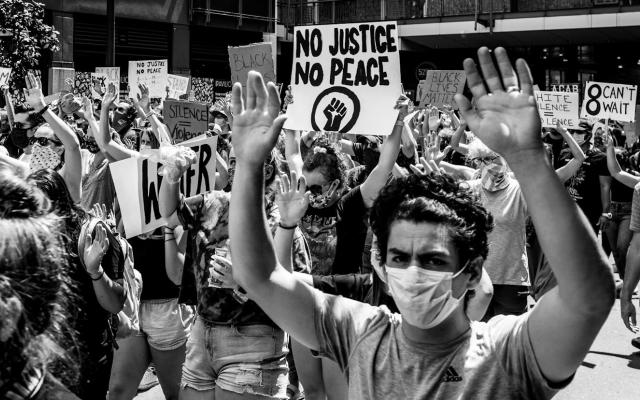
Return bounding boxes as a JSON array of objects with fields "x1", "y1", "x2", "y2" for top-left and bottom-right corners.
[
  {"x1": 309, "y1": 191, "x2": 332, "y2": 209},
  {"x1": 480, "y1": 162, "x2": 510, "y2": 192},
  {"x1": 29, "y1": 143, "x2": 62, "y2": 171}
]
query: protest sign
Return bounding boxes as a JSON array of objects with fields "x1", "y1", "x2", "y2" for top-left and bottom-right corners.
[
  {"x1": 228, "y1": 42, "x2": 276, "y2": 91},
  {"x1": 534, "y1": 91, "x2": 580, "y2": 129},
  {"x1": 163, "y1": 100, "x2": 209, "y2": 143},
  {"x1": 95, "y1": 66, "x2": 120, "y2": 86},
  {"x1": 128, "y1": 59, "x2": 168, "y2": 99},
  {"x1": 110, "y1": 135, "x2": 218, "y2": 238},
  {"x1": 416, "y1": 70, "x2": 466, "y2": 108},
  {"x1": 551, "y1": 83, "x2": 580, "y2": 93},
  {"x1": 167, "y1": 74, "x2": 190, "y2": 99},
  {"x1": 90, "y1": 73, "x2": 108, "y2": 100},
  {"x1": 581, "y1": 81, "x2": 637, "y2": 122},
  {"x1": 284, "y1": 22, "x2": 402, "y2": 136},
  {"x1": 0, "y1": 68, "x2": 11, "y2": 86}
]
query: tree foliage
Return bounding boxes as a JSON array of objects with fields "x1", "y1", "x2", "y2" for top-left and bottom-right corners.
[{"x1": 0, "y1": 0, "x2": 60, "y2": 93}]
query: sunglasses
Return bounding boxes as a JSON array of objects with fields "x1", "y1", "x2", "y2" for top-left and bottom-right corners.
[
  {"x1": 30, "y1": 137, "x2": 62, "y2": 146},
  {"x1": 469, "y1": 155, "x2": 499, "y2": 166}
]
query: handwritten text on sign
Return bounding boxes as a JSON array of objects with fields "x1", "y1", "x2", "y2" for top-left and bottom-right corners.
[
  {"x1": 228, "y1": 43, "x2": 276, "y2": 89},
  {"x1": 581, "y1": 82, "x2": 638, "y2": 122},
  {"x1": 284, "y1": 22, "x2": 402, "y2": 136},
  {"x1": 128, "y1": 59, "x2": 168, "y2": 99},
  {"x1": 167, "y1": 74, "x2": 190, "y2": 99},
  {"x1": 417, "y1": 70, "x2": 466, "y2": 108},
  {"x1": 164, "y1": 100, "x2": 209, "y2": 144},
  {"x1": 0, "y1": 68, "x2": 11, "y2": 87},
  {"x1": 110, "y1": 136, "x2": 217, "y2": 238},
  {"x1": 534, "y1": 91, "x2": 580, "y2": 129}
]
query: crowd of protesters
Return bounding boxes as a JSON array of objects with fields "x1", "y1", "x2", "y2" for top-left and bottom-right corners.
[{"x1": 0, "y1": 46, "x2": 638, "y2": 400}]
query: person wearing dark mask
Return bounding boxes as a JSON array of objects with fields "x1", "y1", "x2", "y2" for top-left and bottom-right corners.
[{"x1": 111, "y1": 101, "x2": 137, "y2": 137}]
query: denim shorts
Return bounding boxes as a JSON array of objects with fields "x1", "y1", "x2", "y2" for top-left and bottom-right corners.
[
  {"x1": 610, "y1": 201, "x2": 632, "y2": 223},
  {"x1": 181, "y1": 316, "x2": 289, "y2": 398},
  {"x1": 138, "y1": 298, "x2": 195, "y2": 351}
]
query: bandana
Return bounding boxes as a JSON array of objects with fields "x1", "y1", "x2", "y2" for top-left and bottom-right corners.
[
  {"x1": 29, "y1": 143, "x2": 62, "y2": 171},
  {"x1": 480, "y1": 163, "x2": 510, "y2": 192}
]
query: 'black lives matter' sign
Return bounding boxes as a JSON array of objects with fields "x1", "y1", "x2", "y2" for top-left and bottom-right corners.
[{"x1": 284, "y1": 22, "x2": 402, "y2": 136}]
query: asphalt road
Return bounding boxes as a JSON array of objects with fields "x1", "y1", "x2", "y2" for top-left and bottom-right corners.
[{"x1": 136, "y1": 296, "x2": 640, "y2": 400}]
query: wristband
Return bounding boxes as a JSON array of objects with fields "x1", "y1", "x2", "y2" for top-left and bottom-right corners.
[
  {"x1": 36, "y1": 104, "x2": 50, "y2": 116},
  {"x1": 144, "y1": 111, "x2": 155, "y2": 120},
  {"x1": 89, "y1": 269, "x2": 105, "y2": 281},
  {"x1": 602, "y1": 213, "x2": 612, "y2": 219},
  {"x1": 395, "y1": 120, "x2": 404, "y2": 127},
  {"x1": 278, "y1": 222, "x2": 297, "y2": 230}
]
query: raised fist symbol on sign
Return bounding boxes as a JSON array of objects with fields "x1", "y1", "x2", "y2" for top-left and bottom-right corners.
[{"x1": 323, "y1": 98, "x2": 348, "y2": 131}]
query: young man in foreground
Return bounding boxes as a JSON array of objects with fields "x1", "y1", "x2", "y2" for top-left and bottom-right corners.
[{"x1": 228, "y1": 48, "x2": 615, "y2": 398}]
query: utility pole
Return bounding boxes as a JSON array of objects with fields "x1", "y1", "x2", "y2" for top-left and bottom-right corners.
[{"x1": 106, "y1": 0, "x2": 115, "y2": 66}]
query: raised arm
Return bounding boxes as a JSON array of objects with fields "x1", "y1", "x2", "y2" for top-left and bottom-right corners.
[
  {"x1": 98, "y1": 83, "x2": 138, "y2": 161},
  {"x1": 274, "y1": 171, "x2": 310, "y2": 271},
  {"x1": 229, "y1": 71, "x2": 321, "y2": 350},
  {"x1": 24, "y1": 73, "x2": 82, "y2": 203},
  {"x1": 360, "y1": 96, "x2": 408, "y2": 207},
  {"x1": 134, "y1": 84, "x2": 171, "y2": 145},
  {"x1": 163, "y1": 226, "x2": 184, "y2": 285},
  {"x1": 456, "y1": 47, "x2": 614, "y2": 383},
  {"x1": 283, "y1": 128, "x2": 304, "y2": 176},
  {"x1": 2, "y1": 85, "x2": 15, "y2": 127},
  {"x1": 449, "y1": 121, "x2": 469, "y2": 155},
  {"x1": 555, "y1": 122, "x2": 586, "y2": 183},
  {"x1": 604, "y1": 135, "x2": 640, "y2": 188}
]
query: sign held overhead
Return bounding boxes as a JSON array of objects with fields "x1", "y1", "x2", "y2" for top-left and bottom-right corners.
[{"x1": 580, "y1": 81, "x2": 637, "y2": 122}]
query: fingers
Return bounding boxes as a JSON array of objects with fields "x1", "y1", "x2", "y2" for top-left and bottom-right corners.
[
  {"x1": 477, "y1": 47, "x2": 504, "y2": 92},
  {"x1": 494, "y1": 47, "x2": 518, "y2": 91},
  {"x1": 410, "y1": 164, "x2": 425, "y2": 176},
  {"x1": 251, "y1": 71, "x2": 268, "y2": 111},
  {"x1": 282, "y1": 173, "x2": 291, "y2": 193},
  {"x1": 270, "y1": 115, "x2": 288, "y2": 144},
  {"x1": 246, "y1": 72, "x2": 257, "y2": 110},
  {"x1": 463, "y1": 58, "x2": 487, "y2": 100},
  {"x1": 231, "y1": 82, "x2": 244, "y2": 116},
  {"x1": 515, "y1": 58, "x2": 534, "y2": 96},
  {"x1": 266, "y1": 82, "x2": 281, "y2": 119},
  {"x1": 297, "y1": 174, "x2": 307, "y2": 193},
  {"x1": 420, "y1": 157, "x2": 434, "y2": 173},
  {"x1": 454, "y1": 94, "x2": 481, "y2": 133}
]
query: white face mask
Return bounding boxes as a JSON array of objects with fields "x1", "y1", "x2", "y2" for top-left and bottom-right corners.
[{"x1": 385, "y1": 263, "x2": 469, "y2": 329}]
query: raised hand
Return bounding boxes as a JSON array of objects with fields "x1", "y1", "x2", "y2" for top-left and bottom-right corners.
[
  {"x1": 323, "y1": 98, "x2": 347, "y2": 131},
  {"x1": 394, "y1": 94, "x2": 410, "y2": 120},
  {"x1": 428, "y1": 107, "x2": 440, "y2": 132},
  {"x1": 81, "y1": 96, "x2": 94, "y2": 121},
  {"x1": 276, "y1": 171, "x2": 310, "y2": 227},
  {"x1": 23, "y1": 72, "x2": 46, "y2": 112},
  {"x1": 455, "y1": 47, "x2": 542, "y2": 161},
  {"x1": 102, "y1": 82, "x2": 118, "y2": 109},
  {"x1": 134, "y1": 83, "x2": 151, "y2": 114},
  {"x1": 410, "y1": 156, "x2": 442, "y2": 176},
  {"x1": 83, "y1": 223, "x2": 109, "y2": 276},
  {"x1": 231, "y1": 71, "x2": 287, "y2": 168}
]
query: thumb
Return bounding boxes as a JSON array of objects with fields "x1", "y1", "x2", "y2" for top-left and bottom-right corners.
[
  {"x1": 84, "y1": 233, "x2": 92, "y2": 251},
  {"x1": 269, "y1": 115, "x2": 288, "y2": 145}
]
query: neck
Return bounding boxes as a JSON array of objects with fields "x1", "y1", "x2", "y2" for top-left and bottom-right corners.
[{"x1": 401, "y1": 306, "x2": 470, "y2": 345}]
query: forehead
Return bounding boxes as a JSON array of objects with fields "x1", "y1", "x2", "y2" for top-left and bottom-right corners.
[
  {"x1": 303, "y1": 169, "x2": 329, "y2": 187},
  {"x1": 387, "y1": 220, "x2": 458, "y2": 258}
]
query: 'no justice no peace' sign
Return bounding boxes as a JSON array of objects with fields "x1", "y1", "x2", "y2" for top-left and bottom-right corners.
[{"x1": 284, "y1": 22, "x2": 402, "y2": 136}]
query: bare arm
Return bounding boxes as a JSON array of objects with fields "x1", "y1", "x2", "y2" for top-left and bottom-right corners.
[
  {"x1": 0, "y1": 152, "x2": 29, "y2": 178},
  {"x1": 449, "y1": 121, "x2": 469, "y2": 155},
  {"x1": 621, "y1": 231, "x2": 640, "y2": 332},
  {"x1": 229, "y1": 72, "x2": 321, "y2": 350},
  {"x1": 92, "y1": 271, "x2": 126, "y2": 313},
  {"x1": 457, "y1": 47, "x2": 614, "y2": 383},
  {"x1": 360, "y1": 96, "x2": 408, "y2": 208},
  {"x1": 214, "y1": 152, "x2": 229, "y2": 190},
  {"x1": 605, "y1": 139, "x2": 640, "y2": 188},
  {"x1": 2, "y1": 86, "x2": 15, "y2": 126},
  {"x1": 97, "y1": 83, "x2": 138, "y2": 161},
  {"x1": 283, "y1": 129, "x2": 304, "y2": 176},
  {"x1": 163, "y1": 227, "x2": 184, "y2": 286},
  {"x1": 23, "y1": 73, "x2": 82, "y2": 202}
]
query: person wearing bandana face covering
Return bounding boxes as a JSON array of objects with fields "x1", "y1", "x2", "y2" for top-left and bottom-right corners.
[
  {"x1": 230, "y1": 56, "x2": 615, "y2": 400},
  {"x1": 466, "y1": 139, "x2": 530, "y2": 319}
]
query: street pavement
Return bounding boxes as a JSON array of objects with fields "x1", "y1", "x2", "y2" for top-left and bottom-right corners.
[{"x1": 135, "y1": 292, "x2": 640, "y2": 400}]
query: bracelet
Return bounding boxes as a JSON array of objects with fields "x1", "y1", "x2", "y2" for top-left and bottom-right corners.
[
  {"x1": 278, "y1": 222, "x2": 297, "y2": 230},
  {"x1": 36, "y1": 104, "x2": 50, "y2": 116},
  {"x1": 89, "y1": 269, "x2": 105, "y2": 281},
  {"x1": 395, "y1": 120, "x2": 404, "y2": 127},
  {"x1": 144, "y1": 111, "x2": 155, "y2": 120},
  {"x1": 163, "y1": 226, "x2": 175, "y2": 234},
  {"x1": 165, "y1": 237, "x2": 176, "y2": 242}
]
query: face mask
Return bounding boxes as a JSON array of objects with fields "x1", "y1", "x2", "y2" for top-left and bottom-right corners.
[
  {"x1": 386, "y1": 263, "x2": 469, "y2": 329},
  {"x1": 480, "y1": 162, "x2": 509, "y2": 192},
  {"x1": 309, "y1": 191, "x2": 332, "y2": 209},
  {"x1": 140, "y1": 143, "x2": 151, "y2": 152},
  {"x1": 10, "y1": 129, "x2": 30, "y2": 149},
  {"x1": 29, "y1": 143, "x2": 62, "y2": 171}
]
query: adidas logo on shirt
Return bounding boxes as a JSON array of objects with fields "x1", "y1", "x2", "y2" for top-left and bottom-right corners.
[{"x1": 441, "y1": 366, "x2": 463, "y2": 382}]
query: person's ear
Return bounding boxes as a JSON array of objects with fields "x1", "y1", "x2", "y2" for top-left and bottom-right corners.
[{"x1": 465, "y1": 256, "x2": 484, "y2": 289}]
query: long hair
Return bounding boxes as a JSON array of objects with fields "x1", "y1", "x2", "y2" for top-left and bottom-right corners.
[{"x1": 0, "y1": 168, "x2": 76, "y2": 387}]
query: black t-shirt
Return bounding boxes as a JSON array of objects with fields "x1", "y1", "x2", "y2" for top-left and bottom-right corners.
[
  {"x1": 312, "y1": 273, "x2": 398, "y2": 312},
  {"x1": 542, "y1": 134, "x2": 565, "y2": 167},
  {"x1": 561, "y1": 149, "x2": 610, "y2": 223},
  {"x1": 300, "y1": 186, "x2": 367, "y2": 276},
  {"x1": 129, "y1": 234, "x2": 180, "y2": 301},
  {"x1": 352, "y1": 142, "x2": 380, "y2": 173},
  {"x1": 610, "y1": 151, "x2": 634, "y2": 203}
]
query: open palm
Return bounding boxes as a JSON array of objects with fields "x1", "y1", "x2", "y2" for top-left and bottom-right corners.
[
  {"x1": 231, "y1": 71, "x2": 287, "y2": 167},
  {"x1": 455, "y1": 47, "x2": 542, "y2": 160},
  {"x1": 276, "y1": 172, "x2": 309, "y2": 226}
]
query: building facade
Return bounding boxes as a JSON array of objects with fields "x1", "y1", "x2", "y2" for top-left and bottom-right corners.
[{"x1": 276, "y1": 0, "x2": 640, "y2": 101}]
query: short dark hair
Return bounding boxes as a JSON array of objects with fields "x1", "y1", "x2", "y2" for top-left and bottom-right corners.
[{"x1": 370, "y1": 173, "x2": 493, "y2": 268}]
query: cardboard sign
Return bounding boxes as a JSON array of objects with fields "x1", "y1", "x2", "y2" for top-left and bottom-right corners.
[
  {"x1": 228, "y1": 42, "x2": 276, "y2": 90},
  {"x1": 0, "y1": 68, "x2": 11, "y2": 86},
  {"x1": 581, "y1": 82, "x2": 638, "y2": 122},
  {"x1": 128, "y1": 59, "x2": 168, "y2": 99},
  {"x1": 550, "y1": 83, "x2": 580, "y2": 93},
  {"x1": 95, "y1": 66, "x2": 120, "y2": 86},
  {"x1": 164, "y1": 100, "x2": 209, "y2": 143},
  {"x1": 167, "y1": 74, "x2": 190, "y2": 99},
  {"x1": 110, "y1": 136, "x2": 218, "y2": 238},
  {"x1": 534, "y1": 91, "x2": 580, "y2": 129},
  {"x1": 416, "y1": 70, "x2": 466, "y2": 108},
  {"x1": 284, "y1": 22, "x2": 402, "y2": 135},
  {"x1": 90, "y1": 73, "x2": 108, "y2": 100}
]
